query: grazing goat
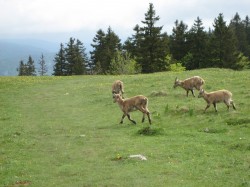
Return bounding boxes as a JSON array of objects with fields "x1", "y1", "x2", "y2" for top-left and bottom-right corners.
[
  {"x1": 112, "y1": 80, "x2": 124, "y2": 98},
  {"x1": 173, "y1": 76, "x2": 205, "y2": 97},
  {"x1": 198, "y1": 89, "x2": 236, "y2": 112},
  {"x1": 113, "y1": 94, "x2": 152, "y2": 125}
]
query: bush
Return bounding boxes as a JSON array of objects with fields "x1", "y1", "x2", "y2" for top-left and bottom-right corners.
[
  {"x1": 234, "y1": 53, "x2": 250, "y2": 70},
  {"x1": 169, "y1": 63, "x2": 186, "y2": 72},
  {"x1": 109, "y1": 51, "x2": 141, "y2": 75}
]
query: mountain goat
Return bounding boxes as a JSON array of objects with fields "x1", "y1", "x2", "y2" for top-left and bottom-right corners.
[
  {"x1": 198, "y1": 89, "x2": 236, "y2": 112},
  {"x1": 113, "y1": 94, "x2": 152, "y2": 125},
  {"x1": 173, "y1": 76, "x2": 205, "y2": 97},
  {"x1": 112, "y1": 80, "x2": 124, "y2": 98}
]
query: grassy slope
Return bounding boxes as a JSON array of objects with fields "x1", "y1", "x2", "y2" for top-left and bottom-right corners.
[{"x1": 0, "y1": 69, "x2": 249, "y2": 187}]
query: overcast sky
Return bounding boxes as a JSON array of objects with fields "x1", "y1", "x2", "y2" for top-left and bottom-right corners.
[{"x1": 0, "y1": 0, "x2": 249, "y2": 44}]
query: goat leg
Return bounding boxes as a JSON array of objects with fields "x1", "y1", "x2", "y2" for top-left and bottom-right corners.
[
  {"x1": 204, "y1": 104, "x2": 210, "y2": 112},
  {"x1": 147, "y1": 113, "x2": 152, "y2": 125},
  {"x1": 141, "y1": 113, "x2": 145, "y2": 123},
  {"x1": 120, "y1": 114, "x2": 126, "y2": 124},
  {"x1": 231, "y1": 101, "x2": 236, "y2": 110},
  {"x1": 191, "y1": 89, "x2": 195, "y2": 97},
  {"x1": 213, "y1": 103, "x2": 217, "y2": 112},
  {"x1": 127, "y1": 114, "x2": 136, "y2": 125}
]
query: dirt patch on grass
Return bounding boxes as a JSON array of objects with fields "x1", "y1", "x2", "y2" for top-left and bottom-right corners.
[
  {"x1": 137, "y1": 126, "x2": 164, "y2": 136},
  {"x1": 150, "y1": 91, "x2": 167, "y2": 97},
  {"x1": 11, "y1": 181, "x2": 31, "y2": 187},
  {"x1": 226, "y1": 118, "x2": 250, "y2": 126}
]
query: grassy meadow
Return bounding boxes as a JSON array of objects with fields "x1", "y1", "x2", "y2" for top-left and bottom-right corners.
[{"x1": 0, "y1": 68, "x2": 250, "y2": 187}]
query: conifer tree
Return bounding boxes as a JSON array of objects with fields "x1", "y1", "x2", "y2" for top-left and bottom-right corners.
[
  {"x1": 186, "y1": 17, "x2": 208, "y2": 69},
  {"x1": 17, "y1": 57, "x2": 36, "y2": 76},
  {"x1": 104, "y1": 27, "x2": 122, "y2": 73},
  {"x1": 170, "y1": 20, "x2": 188, "y2": 61},
  {"x1": 26, "y1": 55, "x2": 36, "y2": 76},
  {"x1": 17, "y1": 60, "x2": 27, "y2": 76},
  {"x1": 53, "y1": 43, "x2": 67, "y2": 76},
  {"x1": 123, "y1": 24, "x2": 142, "y2": 59},
  {"x1": 127, "y1": 3, "x2": 169, "y2": 73},
  {"x1": 65, "y1": 37, "x2": 88, "y2": 75},
  {"x1": 65, "y1": 37, "x2": 75, "y2": 75},
  {"x1": 229, "y1": 13, "x2": 249, "y2": 57},
  {"x1": 38, "y1": 53, "x2": 48, "y2": 76},
  {"x1": 90, "y1": 29, "x2": 106, "y2": 74},
  {"x1": 209, "y1": 13, "x2": 237, "y2": 68},
  {"x1": 72, "y1": 39, "x2": 88, "y2": 75},
  {"x1": 243, "y1": 16, "x2": 250, "y2": 58},
  {"x1": 90, "y1": 27, "x2": 121, "y2": 74}
]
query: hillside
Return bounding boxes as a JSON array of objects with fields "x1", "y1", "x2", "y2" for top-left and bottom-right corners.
[
  {"x1": 0, "y1": 69, "x2": 249, "y2": 186},
  {"x1": 0, "y1": 39, "x2": 58, "y2": 76}
]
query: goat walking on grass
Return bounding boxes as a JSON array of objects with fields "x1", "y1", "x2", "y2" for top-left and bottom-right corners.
[
  {"x1": 113, "y1": 94, "x2": 152, "y2": 125},
  {"x1": 173, "y1": 76, "x2": 205, "y2": 97},
  {"x1": 198, "y1": 89, "x2": 236, "y2": 112}
]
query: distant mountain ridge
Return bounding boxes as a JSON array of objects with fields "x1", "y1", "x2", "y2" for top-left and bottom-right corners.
[{"x1": 0, "y1": 39, "x2": 59, "y2": 76}]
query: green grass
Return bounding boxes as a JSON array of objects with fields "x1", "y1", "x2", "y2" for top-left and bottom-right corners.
[{"x1": 0, "y1": 68, "x2": 250, "y2": 187}]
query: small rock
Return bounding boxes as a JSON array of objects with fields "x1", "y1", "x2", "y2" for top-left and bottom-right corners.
[{"x1": 129, "y1": 154, "x2": 147, "y2": 160}]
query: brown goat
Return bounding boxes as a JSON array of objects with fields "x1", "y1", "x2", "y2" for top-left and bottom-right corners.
[
  {"x1": 173, "y1": 76, "x2": 205, "y2": 97},
  {"x1": 113, "y1": 94, "x2": 151, "y2": 125},
  {"x1": 112, "y1": 80, "x2": 124, "y2": 98},
  {"x1": 198, "y1": 89, "x2": 236, "y2": 112}
]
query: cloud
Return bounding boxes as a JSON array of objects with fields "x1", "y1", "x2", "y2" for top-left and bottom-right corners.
[
  {"x1": 0, "y1": 0, "x2": 249, "y2": 38},
  {"x1": 155, "y1": 0, "x2": 250, "y2": 32},
  {"x1": 0, "y1": 0, "x2": 148, "y2": 34}
]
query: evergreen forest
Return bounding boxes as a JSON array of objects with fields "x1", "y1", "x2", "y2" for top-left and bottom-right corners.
[{"x1": 17, "y1": 3, "x2": 250, "y2": 76}]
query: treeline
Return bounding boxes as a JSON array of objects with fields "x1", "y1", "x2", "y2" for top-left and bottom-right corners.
[
  {"x1": 17, "y1": 54, "x2": 47, "y2": 76},
  {"x1": 18, "y1": 3, "x2": 250, "y2": 76}
]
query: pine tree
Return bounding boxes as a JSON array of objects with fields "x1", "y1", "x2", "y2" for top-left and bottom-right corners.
[
  {"x1": 209, "y1": 13, "x2": 238, "y2": 68},
  {"x1": 103, "y1": 27, "x2": 122, "y2": 74},
  {"x1": 38, "y1": 53, "x2": 48, "y2": 76},
  {"x1": 123, "y1": 24, "x2": 142, "y2": 59},
  {"x1": 17, "y1": 60, "x2": 27, "y2": 76},
  {"x1": 64, "y1": 37, "x2": 88, "y2": 75},
  {"x1": 90, "y1": 27, "x2": 121, "y2": 74},
  {"x1": 17, "y1": 57, "x2": 36, "y2": 76},
  {"x1": 53, "y1": 43, "x2": 67, "y2": 76},
  {"x1": 129, "y1": 3, "x2": 169, "y2": 73},
  {"x1": 72, "y1": 39, "x2": 88, "y2": 75},
  {"x1": 26, "y1": 55, "x2": 36, "y2": 76},
  {"x1": 170, "y1": 20, "x2": 188, "y2": 61},
  {"x1": 243, "y1": 16, "x2": 250, "y2": 58},
  {"x1": 90, "y1": 29, "x2": 106, "y2": 74},
  {"x1": 186, "y1": 17, "x2": 208, "y2": 69},
  {"x1": 229, "y1": 13, "x2": 248, "y2": 57},
  {"x1": 65, "y1": 37, "x2": 75, "y2": 75}
]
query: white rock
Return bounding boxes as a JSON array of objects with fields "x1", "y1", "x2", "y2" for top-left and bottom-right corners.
[{"x1": 129, "y1": 154, "x2": 147, "y2": 160}]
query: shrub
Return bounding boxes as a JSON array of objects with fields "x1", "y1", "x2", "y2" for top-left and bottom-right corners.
[
  {"x1": 169, "y1": 63, "x2": 186, "y2": 72},
  {"x1": 109, "y1": 51, "x2": 141, "y2": 75}
]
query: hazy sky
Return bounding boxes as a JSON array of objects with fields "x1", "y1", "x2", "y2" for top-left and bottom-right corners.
[{"x1": 0, "y1": 0, "x2": 249, "y2": 44}]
